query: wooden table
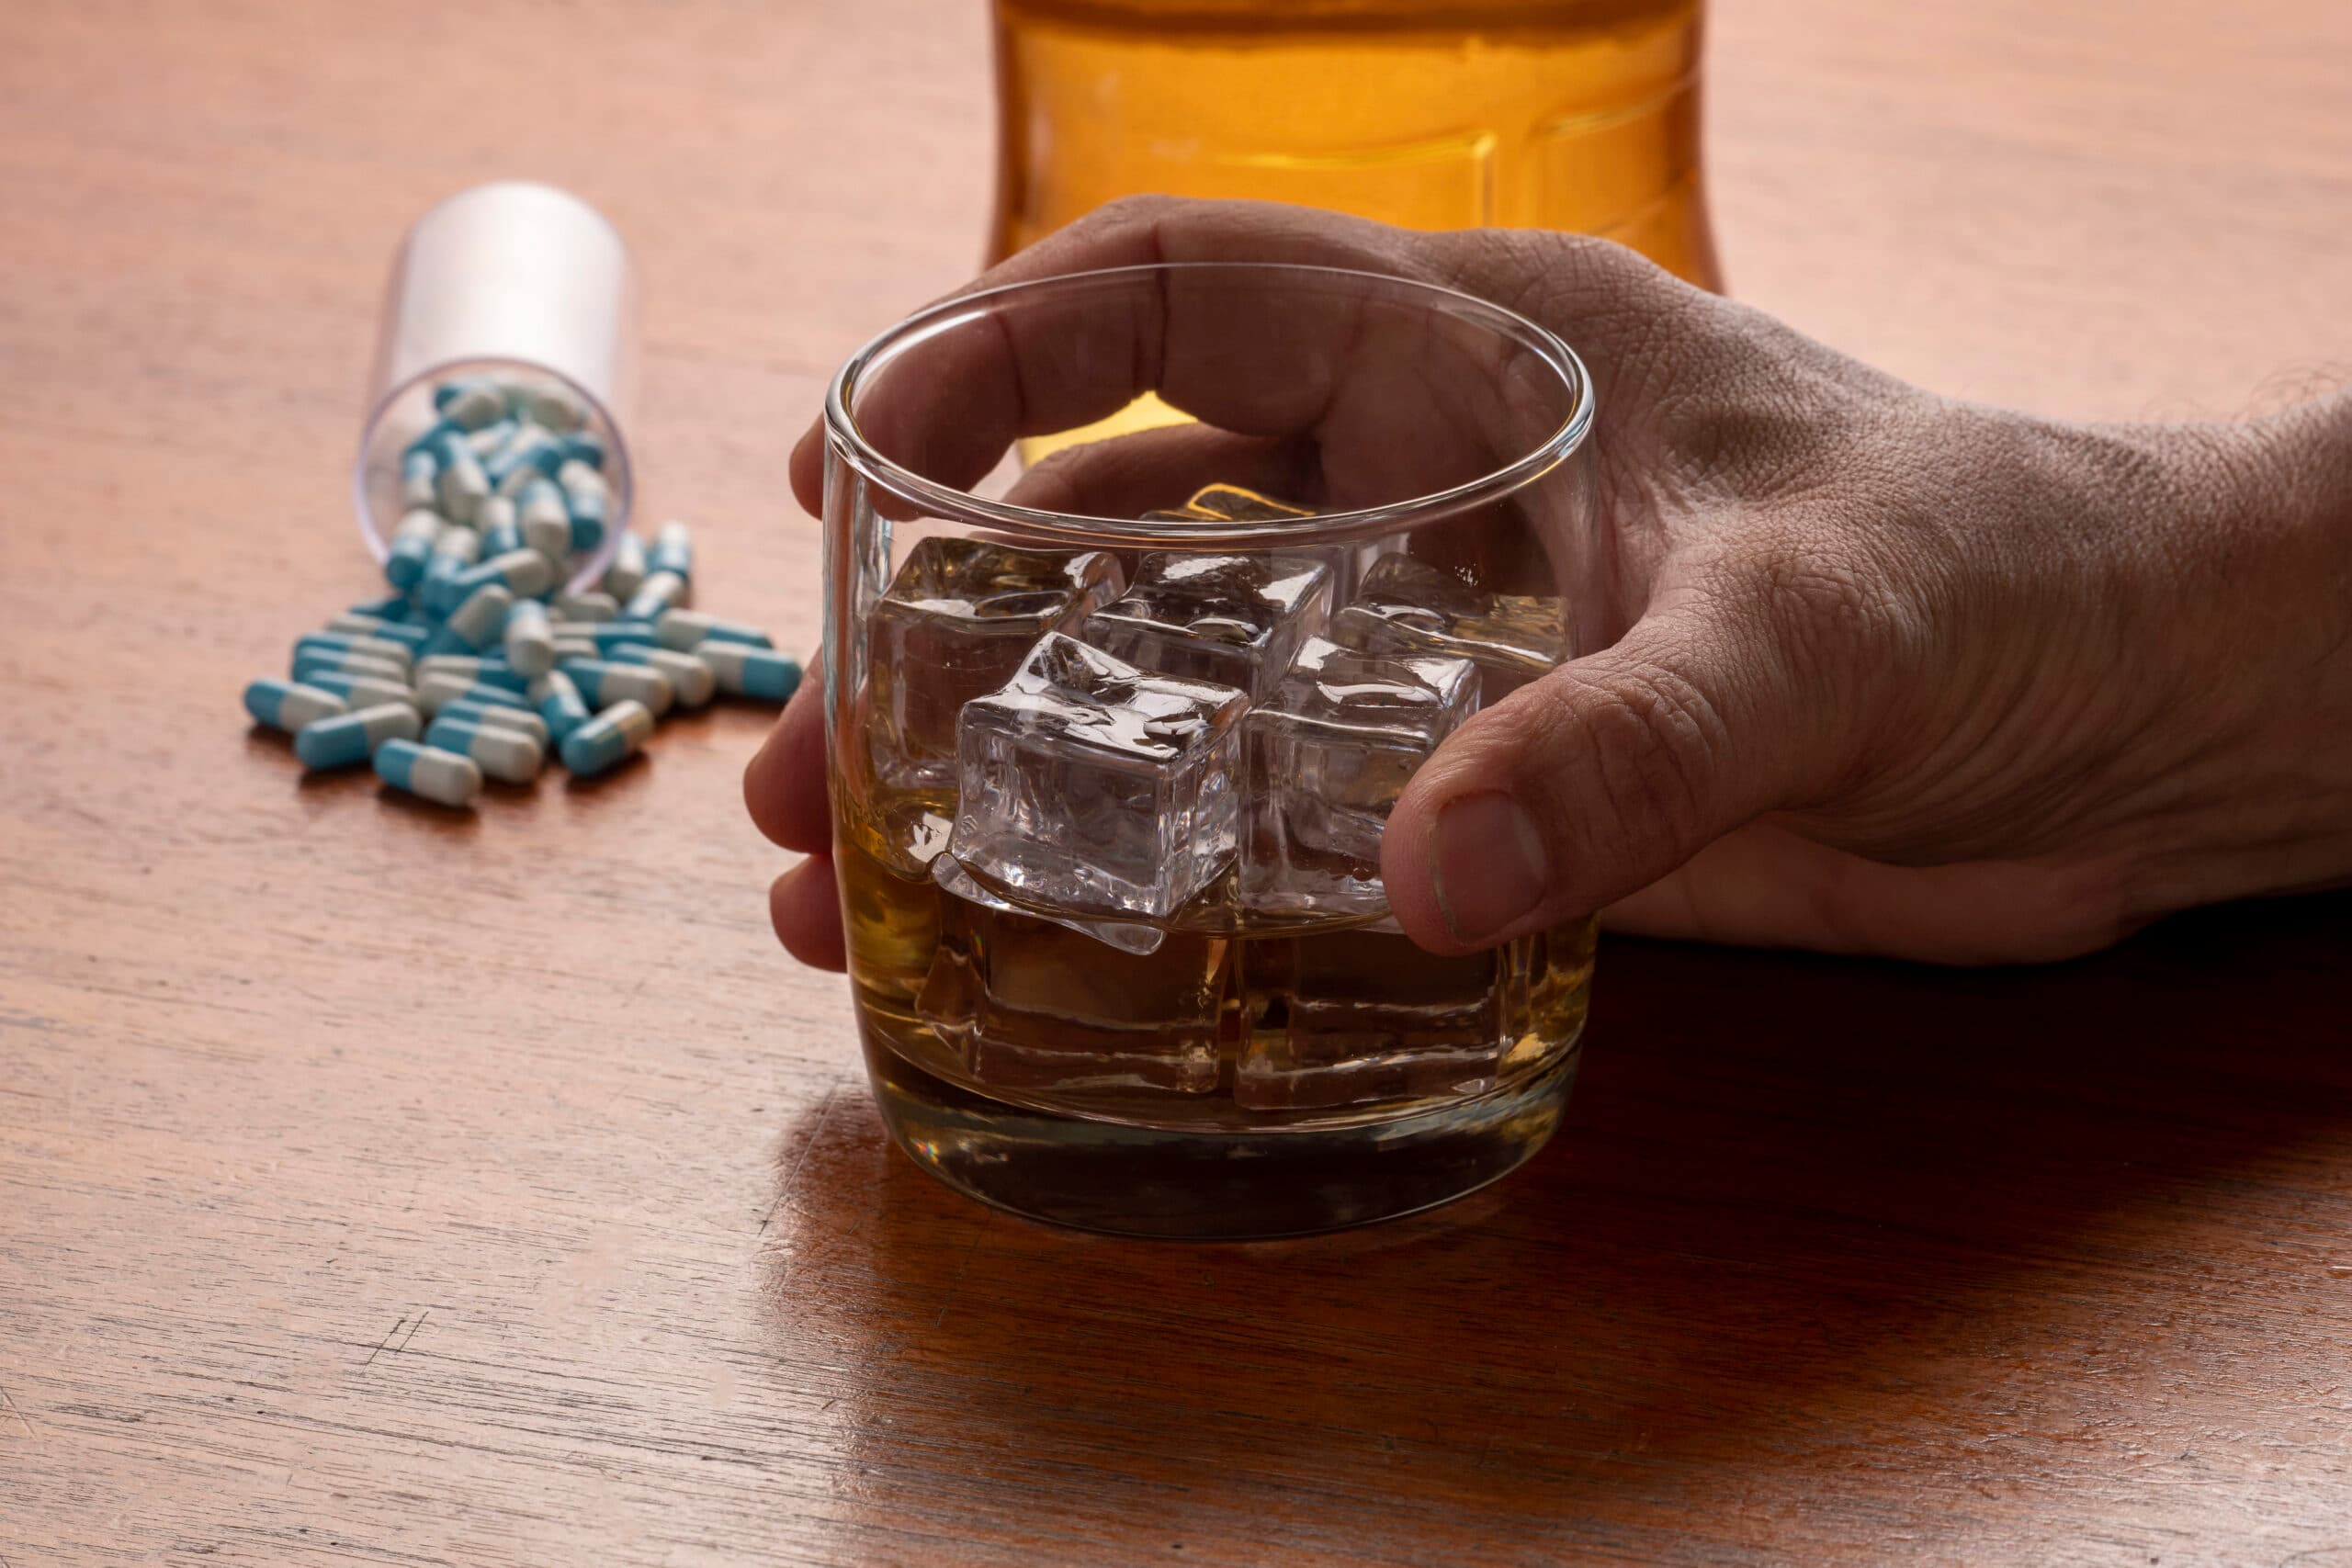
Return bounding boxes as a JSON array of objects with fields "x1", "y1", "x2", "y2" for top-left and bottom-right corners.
[{"x1": 6, "y1": 2, "x2": 2349, "y2": 1562}]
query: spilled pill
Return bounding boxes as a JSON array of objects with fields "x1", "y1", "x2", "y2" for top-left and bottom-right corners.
[
  {"x1": 700, "y1": 644, "x2": 801, "y2": 702},
  {"x1": 243, "y1": 678, "x2": 348, "y2": 733},
  {"x1": 646, "y1": 521, "x2": 693, "y2": 580},
  {"x1": 304, "y1": 671, "x2": 418, "y2": 712},
  {"x1": 440, "y1": 698, "x2": 549, "y2": 746},
  {"x1": 416, "y1": 672, "x2": 532, "y2": 716},
  {"x1": 550, "y1": 620, "x2": 655, "y2": 655},
  {"x1": 294, "y1": 631, "x2": 413, "y2": 670},
  {"x1": 604, "y1": 532, "x2": 647, "y2": 601},
  {"x1": 295, "y1": 702, "x2": 421, "y2": 770},
  {"x1": 559, "y1": 699, "x2": 655, "y2": 777},
  {"x1": 293, "y1": 648, "x2": 410, "y2": 686},
  {"x1": 503, "y1": 598, "x2": 555, "y2": 677},
  {"x1": 559, "y1": 657, "x2": 673, "y2": 716},
  {"x1": 623, "y1": 570, "x2": 686, "y2": 622},
  {"x1": 529, "y1": 668, "x2": 592, "y2": 740},
  {"x1": 444, "y1": 582, "x2": 516, "y2": 650},
  {"x1": 374, "y1": 739, "x2": 483, "y2": 807},
  {"x1": 424, "y1": 716, "x2": 545, "y2": 784},
  {"x1": 611, "y1": 645, "x2": 715, "y2": 707},
  {"x1": 416, "y1": 656, "x2": 526, "y2": 693},
  {"x1": 654, "y1": 609, "x2": 772, "y2": 651}
]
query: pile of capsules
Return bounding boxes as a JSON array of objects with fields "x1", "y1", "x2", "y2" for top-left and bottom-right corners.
[{"x1": 242, "y1": 375, "x2": 800, "y2": 808}]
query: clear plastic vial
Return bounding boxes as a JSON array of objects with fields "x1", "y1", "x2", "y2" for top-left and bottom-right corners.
[{"x1": 354, "y1": 181, "x2": 638, "y2": 580}]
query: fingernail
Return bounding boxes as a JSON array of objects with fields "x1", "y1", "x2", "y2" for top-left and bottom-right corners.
[{"x1": 1431, "y1": 792, "x2": 1549, "y2": 944}]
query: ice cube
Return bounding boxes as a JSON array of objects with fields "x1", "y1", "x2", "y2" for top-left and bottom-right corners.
[
  {"x1": 917, "y1": 872, "x2": 1227, "y2": 1096},
  {"x1": 933, "y1": 852, "x2": 1165, "y2": 956},
  {"x1": 1330, "y1": 553, "x2": 1567, "y2": 704},
  {"x1": 1238, "y1": 636, "x2": 1479, "y2": 919},
  {"x1": 1082, "y1": 551, "x2": 1332, "y2": 699},
  {"x1": 1234, "y1": 926, "x2": 1532, "y2": 1111},
  {"x1": 865, "y1": 537, "x2": 1125, "y2": 789},
  {"x1": 949, "y1": 633, "x2": 1249, "y2": 924}
]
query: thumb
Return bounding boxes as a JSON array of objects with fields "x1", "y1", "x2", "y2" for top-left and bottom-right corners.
[{"x1": 1381, "y1": 608, "x2": 1827, "y2": 953}]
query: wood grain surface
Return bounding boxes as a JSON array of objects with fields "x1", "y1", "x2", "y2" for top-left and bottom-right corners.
[{"x1": 5, "y1": 1, "x2": 2350, "y2": 1562}]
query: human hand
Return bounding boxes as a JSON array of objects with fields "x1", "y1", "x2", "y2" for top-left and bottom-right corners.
[{"x1": 749, "y1": 197, "x2": 2352, "y2": 967}]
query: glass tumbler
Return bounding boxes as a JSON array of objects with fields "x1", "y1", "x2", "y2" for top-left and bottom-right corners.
[{"x1": 820, "y1": 262, "x2": 1600, "y2": 1238}]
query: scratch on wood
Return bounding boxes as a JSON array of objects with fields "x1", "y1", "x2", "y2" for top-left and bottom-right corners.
[
  {"x1": 361, "y1": 1317, "x2": 407, "y2": 1367},
  {"x1": 931, "y1": 1226, "x2": 985, "y2": 1330},
  {"x1": 0, "y1": 1382, "x2": 35, "y2": 1439},
  {"x1": 395, "y1": 1308, "x2": 431, "y2": 1353},
  {"x1": 757, "y1": 1083, "x2": 838, "y2": 1237}
]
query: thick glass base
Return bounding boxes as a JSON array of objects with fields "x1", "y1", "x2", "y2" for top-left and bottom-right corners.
[{"x1": 862, "y1": 1031, "x2": 1581, "y2": 1240}]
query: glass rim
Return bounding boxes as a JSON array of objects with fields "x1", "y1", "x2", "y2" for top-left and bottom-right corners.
[{"x1": 821, "y1": 261, "x2": 1595, "y2": 548}]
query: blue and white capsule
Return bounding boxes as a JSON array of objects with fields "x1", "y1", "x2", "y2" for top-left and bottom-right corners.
[
  {"x1": 444, "y1": 582, "x2": 515, "y2": 650},
  {"x1": 294, "y1": 631, "x2": 413, "y2": 671},
  {"x1": 609, "y1": 645, "x2": 715, "y2": 707},
  {"x1": 400, "y1": 450, "x2": 438, "y2": 511},
  {"x1": 561, "y1": 433, "x2": 605, "y2": 470},
  {"x1": 530, "y1": 669, "x2": 593, "y2": 740},
  {"x1": 292, "y1": 648, "x2": 410, "y2": 687},
  {"x1": 559, "y1": 459, "x2": 608, "y2": 551},
  {"x1": 294, "y1": 702, "x2": 421, "y2": 770},
  {"x1": 383, "y1": 507, "x2": 441, "y2": 590},
  {"x1": 417, "y1": 654, "x2": 526, "y2": 692},
  {"x1": 701, "y1": 644, "x2": 802, "y2": 703},
  {"x1": 436, "y1": 380, "x2": 509, "y2": 430},
  {"x1": 424, "y1": 716, "x2": 545, "y2": 784},
  {"x1": 518, "y1": 479, "x2": 571, "y2": 559},
  {"x1": 440, "y1": 698, "x2": 549, "y2": 746},
  {"x1": 558, "y1": 699, "x2": 656, "y2": 777},
  {"x1": 654, "y1": 610, "x2": 773, "y2": 651},
  {"x1": 474, "y1": 492, "x2": 522, "y2": 558},
  {"x1": 303, "y1": 671, "x2": 418, "y2": 713},
  {"x1": 324, "y1": 615, "x2": 429, "y2": 651},
  {"x1": 503, "y1": 598, "x2": 555, "y2": 677},
  {"x1": 489, "y1": 427, "x2": 567, "y2": 495},
  {"x1": 243, "y1": 678, "x2": 348, "y2": 734},
  {"x1": 646, "y1": 521, "x2": 693, "y2": 580},
  {"x1": 421, "y1": 525, "x2": 484, "y2": 614},
  {"x1": 374, "y1": 739, "x2": 483, "y2": 807},
  {"x1": 418, "y1": 671, "x2": 531, "y2": 716},
  {"x1": 603, "y1": 532, "x2": 647, "y2": 602},
  {"x1": 553, "y1": 591, "x2": 618, "y2": 623},
  {"x1": 550, "y1": 620, "x2": 655, "y2": 655},
  {"x1": 559, "y1": 657, "x2": 673, "y2": 717},
  {"x1": 622, "y1": 570, "x2": 686, "y2": 623},
  {"x1": 515, "y1": 381, "x2": 587, "y2": 432},
  {"x1": 432, "y1": 433, "x2": 491, "y2": 525},
  {"x1": 451, "y1": 548, "x2": 555, "y2": 604}
]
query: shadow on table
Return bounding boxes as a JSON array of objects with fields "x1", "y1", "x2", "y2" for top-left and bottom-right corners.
[{"x1": 753, "y1": 893, "x2": 2352, "y2": 1560}]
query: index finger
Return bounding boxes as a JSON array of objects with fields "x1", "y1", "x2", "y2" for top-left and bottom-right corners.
[{"x1": 789, "y1": 198, "x2": 1434, "y2": 517}]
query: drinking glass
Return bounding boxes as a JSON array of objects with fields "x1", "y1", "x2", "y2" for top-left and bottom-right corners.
[{"x1": 820, "y1": 262, "x2": 1599, "y2": 1237}]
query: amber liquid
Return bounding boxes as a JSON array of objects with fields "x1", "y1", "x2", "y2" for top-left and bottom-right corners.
[
  {"x1": 840, "y1": 800, "x2": 1596, "y2": 1134},
  {"x1": 993, "y1": 0, "x2": 1718, "y2": 457},
  {"x1": 991, "y1": 0, "x2": 1721, "y2": 287}
]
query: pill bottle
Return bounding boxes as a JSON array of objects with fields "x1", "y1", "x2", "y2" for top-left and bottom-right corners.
[{"x1": 354, "y1": 181, "x2": 638, "y2": 582}]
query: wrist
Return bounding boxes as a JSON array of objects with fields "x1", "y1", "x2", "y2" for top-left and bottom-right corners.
[{"x1": 2120, "y1": 390, "x2": 2352, "y2": 915}]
